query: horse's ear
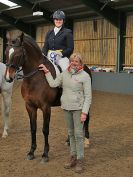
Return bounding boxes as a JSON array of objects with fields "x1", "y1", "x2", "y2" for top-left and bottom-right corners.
[{"x1": 6, "y1": 31, "x2": 11, "y2": 41}]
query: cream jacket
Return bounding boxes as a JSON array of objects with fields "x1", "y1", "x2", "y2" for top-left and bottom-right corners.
[{"x1": 45, "y1": 69, "x2": 92, "y2": 114}]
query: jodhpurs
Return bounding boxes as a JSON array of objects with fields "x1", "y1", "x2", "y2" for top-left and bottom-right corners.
[{"x1": 63, "y1": 109, "x2": 84, "y2": 159}]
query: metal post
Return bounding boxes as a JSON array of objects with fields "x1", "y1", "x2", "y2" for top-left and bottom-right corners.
[{"x1": 116, "y1": 12, "x2": 126, "y2": 72}]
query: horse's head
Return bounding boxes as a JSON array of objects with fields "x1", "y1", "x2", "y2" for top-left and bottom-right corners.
[{"x1": 5, "y1": 32, "x2": 25, "y2": 82}]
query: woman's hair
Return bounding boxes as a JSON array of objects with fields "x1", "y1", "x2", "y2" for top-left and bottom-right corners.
[{"x1": 69, "y1": 53, "x2": 83, "y2": 64}]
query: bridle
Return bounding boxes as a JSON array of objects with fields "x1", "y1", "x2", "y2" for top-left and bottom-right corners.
[
  {"x1": 6, "y1": 42, "x2": 40, "y2": 80},
  {"x1": 6, "y1": 43, "x2": 26, "y2": 70},
  {"x1": 16, "y1": 68, "x2": 39, "y2": 80}
]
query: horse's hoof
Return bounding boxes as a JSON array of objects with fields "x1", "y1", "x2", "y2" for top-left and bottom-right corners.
[
  {"x1": 2, "y1": 133, "x2": 8, "y2": 138},
  {"x1": 40, "y1": 157, "x2": 49, "y2": 163},
  {"x1": 65, "y1": 141, "x2": 70, "y2": 146},
  {"x1": 65, "y1": 139, "x2": 70, "y2": 146},
  {"x1": 84, "y1": 138, "x2": 90, "y2": 148},
  {"x1": 27, "y1": 153, "x2": 35, "y2": 160}
]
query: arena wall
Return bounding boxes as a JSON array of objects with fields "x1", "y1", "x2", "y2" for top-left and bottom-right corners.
[{"x1": 92, "y1": 72, "x2": 133, "y2": 95}]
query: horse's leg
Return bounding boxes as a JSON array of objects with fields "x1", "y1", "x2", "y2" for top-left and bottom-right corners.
[
  {"x1": 26, "y1": 104, "x2": 37, "y2": 160},
  {"x1": 41, "y1": 106, "x2": 51, "y2": 163},
  {"x1": 84, "y1": 112, "x2": 90, "y2": 147},
  {"x1": 1, "y1": 90, "x2": 12, "y2": 138}
]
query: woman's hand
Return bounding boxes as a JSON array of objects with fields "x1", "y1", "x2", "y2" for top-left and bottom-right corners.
[
  {"x1": 39, "y1": 64, "x2": 49, "y2": 74},
  {"x1": 80, "y1": 112, "x2": 87, "y2": 122}
]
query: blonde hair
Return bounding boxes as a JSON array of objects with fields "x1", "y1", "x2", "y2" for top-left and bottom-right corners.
[{"x1": 69, "y1": 53, "x2": 83, "y2": 64}]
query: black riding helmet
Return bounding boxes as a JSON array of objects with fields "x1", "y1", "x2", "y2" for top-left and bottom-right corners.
[{"x1": 53, "y1": 10, "x2": 65, "y2": 20}]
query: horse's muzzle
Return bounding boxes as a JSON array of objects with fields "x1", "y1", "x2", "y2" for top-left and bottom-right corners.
[
  {"x1": 4, "y1": 75, "x2": 14, "y2": 83},
  {"x1": 8, "y1": 78, "x2": 14, "y2": 83}
]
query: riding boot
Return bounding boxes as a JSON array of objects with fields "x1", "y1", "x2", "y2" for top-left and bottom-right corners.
[
  {"x1": 75, "y1": 159, "x2": 84, "y2": 173},
  {"x1": 64, "y1": 155, "x2": 77, "y2": 169}
]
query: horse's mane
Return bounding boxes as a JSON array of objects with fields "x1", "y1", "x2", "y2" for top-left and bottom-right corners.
[
  {"x1": 22, "y1": 35, "x2": 56, "y2": 77},
  {"x1": 23, "y1": 35, "x2": 42, "y2": 54}
]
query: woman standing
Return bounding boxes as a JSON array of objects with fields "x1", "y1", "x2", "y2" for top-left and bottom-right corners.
[
  {"x1": 42, "y1": 10, "x2": 74, "y2": 71},
  {"x1": 39, "y1": 53, "x2": 92, "y2": 173}
]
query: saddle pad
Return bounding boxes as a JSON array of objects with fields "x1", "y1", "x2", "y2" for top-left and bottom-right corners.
[{"x1": 42, "y1": 53, "x2": 60, "y2": 76}]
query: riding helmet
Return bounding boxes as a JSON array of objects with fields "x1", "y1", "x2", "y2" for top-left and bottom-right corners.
[{"x1": 53, "y1": 10, "x2": 65, "y2": 19}]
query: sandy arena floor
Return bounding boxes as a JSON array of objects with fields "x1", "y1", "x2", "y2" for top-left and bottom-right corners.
[{"x1": 0, "y1": 81, "x2": 133, "y2": 177}]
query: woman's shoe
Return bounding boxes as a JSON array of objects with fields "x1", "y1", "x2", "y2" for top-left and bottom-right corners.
[
  {"x1": 64, "y1": 156, "x2": 77, "y2": 169},
  {"x1": 75, "y1": 159, "x2": 84, "y2": 173}
]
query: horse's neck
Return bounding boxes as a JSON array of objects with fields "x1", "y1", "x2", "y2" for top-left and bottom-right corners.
[{"x1": 23, "y1": 47, "x2": 43, "y2": 72}]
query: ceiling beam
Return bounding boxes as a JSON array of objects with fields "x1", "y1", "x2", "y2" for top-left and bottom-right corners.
[
  {"x1": 81, "y1": 0, "x2": 119, "y2": 27},
  {"x1": 67, "y1": 11, "x2": 94, "y2": 18},
  {"x1": 115, "y1": 4, "x2": 133, "y2": 12},
  {"x1": 30, "y1": 0, "x2": 50, "y2": 2},
  {"x1": 0, "y1": 12, "x2": 36, "y2": 37},
  {"x1": 62, "y1": 4, "x2": 86, "y2": 11},
  {"x1": 9, "y1": 0, "x2": 53, "y2": 22}
]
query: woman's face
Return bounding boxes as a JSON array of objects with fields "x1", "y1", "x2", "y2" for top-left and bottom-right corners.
[
  {"x1": 54, "y1": 19, "x2": 63, "y2": 28},
  {"x1": 70, "y1": 57, "x2": 81, "y2": 67}
]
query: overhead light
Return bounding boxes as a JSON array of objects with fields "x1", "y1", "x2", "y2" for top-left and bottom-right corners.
[
  {"x1": 33, "y1": 11, "x2": 43, "y2": 16},
  {"x1": 0, "y1": 0, "x2": 18, "y2": 7},
  {"x1": 32, "y1": 2, "x2": 43, "y2": 16}
]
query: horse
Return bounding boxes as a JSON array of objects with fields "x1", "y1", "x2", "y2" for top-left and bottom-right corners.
[
  {"x1": 0, "y1": 62, "x2": 14, "y2": 138},
  {"x1": 5, "y1": 33, "x2": 91, "y2": 162}
]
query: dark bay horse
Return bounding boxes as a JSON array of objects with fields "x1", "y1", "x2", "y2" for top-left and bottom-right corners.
[{"x1": 5, "y1": 33, "x2": 91, "y2": 162}]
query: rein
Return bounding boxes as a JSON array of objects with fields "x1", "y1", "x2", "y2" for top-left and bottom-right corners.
[{"x1": 16, "y1": 68, "x2": 39, "y2": 80}]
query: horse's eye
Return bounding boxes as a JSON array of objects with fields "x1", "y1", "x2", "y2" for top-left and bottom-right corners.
[{"x1": 12, "y1": 40, "x2": 16, "y2": 44}]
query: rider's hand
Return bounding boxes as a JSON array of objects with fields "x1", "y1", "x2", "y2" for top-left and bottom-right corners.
[
  {"x1": 39, "y1": 64, "x2": 49, "y2": 74},
  {"x1": 80, "y1": 112, "x2": 87, "y2": 123},
  {"x1": 55, "y1": 51, "x2": 63, "y2": 63}
]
